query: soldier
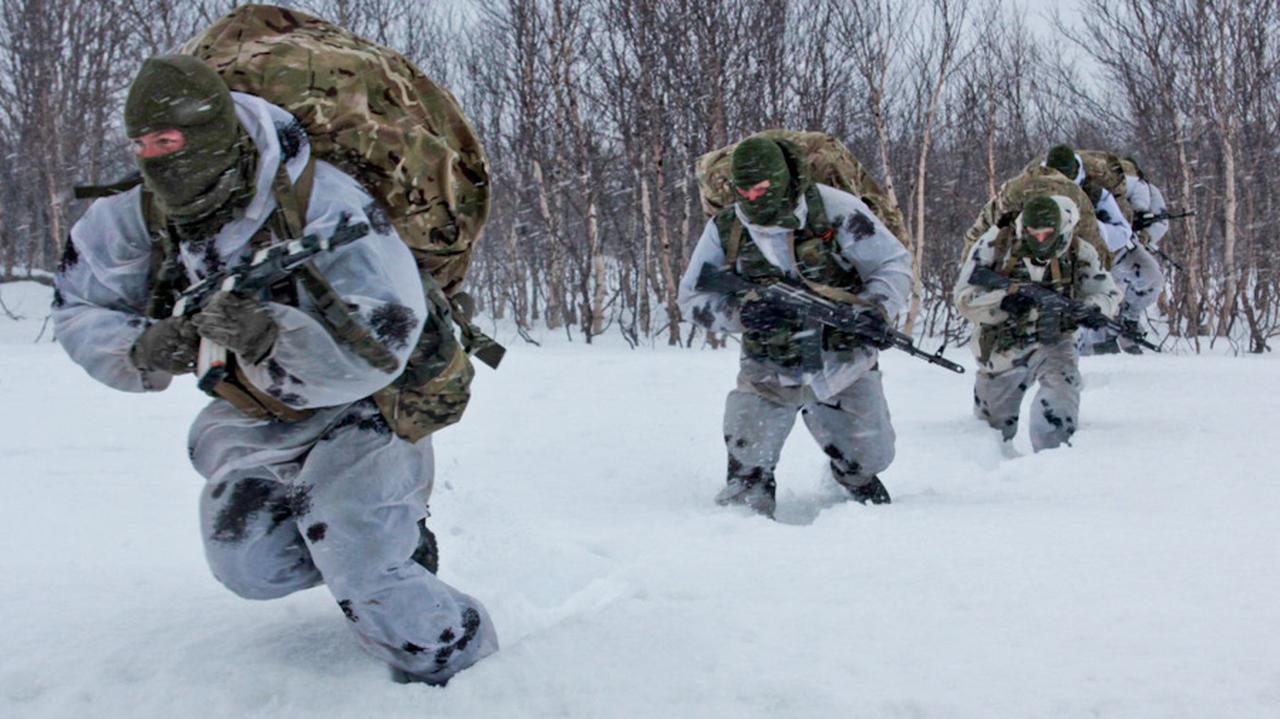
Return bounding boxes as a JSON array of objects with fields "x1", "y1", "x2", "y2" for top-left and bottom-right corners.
[
  {"x1": 1042, "y1": 144, "x2": 1134, "y2": 261},
  {"x1": 962, "y1": 149, "x2": 1110, "y2": 269},
  {"x1": 678, "y1": 136, "x2": 913, "y2": 518},
  {"x1": 1079, "y1": 155, "x2": 1168, "y2": 354},
  {"x1": 954, "y1": 195, "x2": 1122, "y2": 451},
  {"x1": 52, "y1": 56, "x2": 496, "y2": 684}
]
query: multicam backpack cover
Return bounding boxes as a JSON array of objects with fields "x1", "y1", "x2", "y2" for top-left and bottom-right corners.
[
  {"x1": 182, "y1": 3, "x2": 492, "y2": 441},
  {"x1": 695, "y1": 129, "x2": 911, "y2": 250}
]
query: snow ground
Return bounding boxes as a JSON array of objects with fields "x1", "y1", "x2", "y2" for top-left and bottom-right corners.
[{"x1": 1, "y1": 280, "x2": 1278, "y2": 719}]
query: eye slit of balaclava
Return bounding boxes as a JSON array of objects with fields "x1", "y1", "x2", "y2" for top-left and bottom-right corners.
[
  {"x1": 730, "y1": 137, "x2": 795, "y2": 227},
  {"x1": 1020, "y1": 195, "x2": 1064, "y2": 262},
  {"x1": 1046, "y1": 144, "x2": 1079, "y2": 180},
  {"x1": 125, "y1": 55, "x2": 250, "y2": 222}
]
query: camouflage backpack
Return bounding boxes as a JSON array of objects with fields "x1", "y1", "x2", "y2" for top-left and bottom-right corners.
[
  {"x1": 178, "y1": 4, "x2": 498, "y2": 441},
  {"x1": 696, "y1": 129, "x2": 911, "y2": 250},
  {"x1": 1077, "y1": 150, "x2": 1130, "y2": 211},
  {"x1": 962, "y1": 166, "x2": 1112, "y2": 270}
]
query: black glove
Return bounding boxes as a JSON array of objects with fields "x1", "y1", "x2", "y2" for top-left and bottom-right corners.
[
  {"x1": 129, "y1": 316, "x2": 201, "y2": 375},
  {"x1": 860, "y1": 306, "x2": 896, "y2": 350},
  {"x1": 1078, "y1": 307, "x2": 1110, "y2": 330},
  {"x1": 999, "y1": 291, "x2": 1036, "y2": 318},
  {"x1": 192, "y1": 291, "x2": 279, "y2": 364},
  {"x1": 739, "y1": 297, "x2": 799, "y2": 332}
]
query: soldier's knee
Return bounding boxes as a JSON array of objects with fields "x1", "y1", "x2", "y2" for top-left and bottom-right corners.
[
  {"x1": 827, "y1": 432, "x2": 895, "y2": 477},
  {"x1": 205, "y1": 541, "x2": 318, "y2": 601}
]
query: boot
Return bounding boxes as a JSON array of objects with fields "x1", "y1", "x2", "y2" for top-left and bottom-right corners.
[
  {"x1": 1092, "y1": 337, "x2": 1121, "y2": 355},
  {"x1": 715, "y1": 473, "x2": 777, "y2": 519},
  {"x1": 834, "y1": 473, "x2": 891, "y2": 505}
]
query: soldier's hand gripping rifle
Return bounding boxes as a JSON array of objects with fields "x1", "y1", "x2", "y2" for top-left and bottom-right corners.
[
  {"x1": 170, "y1": 212, "x2": 378, "y2": 393},
  {"x1": 1133, "y1": 210, "x2": 1195, "y2": 272},
  {"x1": 969, "y1": 266, "x2": 1162, "y2": 353},
  {"x1": 695, "y1": 263, "x2": 966, "y2": 374}
]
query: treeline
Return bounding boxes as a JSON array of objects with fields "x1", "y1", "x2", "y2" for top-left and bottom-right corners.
[{"x1": 1, "y1": 0, "x2": 1276, "y2": 353}]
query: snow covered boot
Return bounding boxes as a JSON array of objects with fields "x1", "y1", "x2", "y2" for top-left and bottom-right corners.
[
  {"x1": 390, "y1": 666, "x2": 449, "y2": 686},
  {"x1": 715, "y1": 474, "x2": 777, "y2": 519},
  {"x1": 1092, "y1": 337, "x2": 1121, "y2": 355},
  {"x1": 1117, "y1": 336, "x2": 1144, "y2": 355},
  {"x1": 834, "y1": 472, "x2": 891, "y2": 505},
  {"x1": 412, "y1": 518, "x2": 439, "y2": 574}
]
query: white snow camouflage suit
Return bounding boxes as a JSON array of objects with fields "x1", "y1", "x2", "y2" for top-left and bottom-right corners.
[
  {"x1": 52, "y1": 93, "x2": 497, "y2": 683},
  {"x1": 953, "y1": 195, "x2": 1122, "y2": 451},
  {"x1": 678, "y1": 184, "x2": 913, "y2": 511},
  {"x1": 1080, "y1": 172, "x2": 1169, "y2": 354}
]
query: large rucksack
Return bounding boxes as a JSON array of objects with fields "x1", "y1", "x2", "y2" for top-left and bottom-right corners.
[
  {"x1": 962, "y1": 165, "x2": 1112, "y2": 270},
  {"x1": 177, "y1": 4, "x2": 495, "y2": 441},
  {"x1": 695, "y1": 129, "x2": 911, "y2": 250}
]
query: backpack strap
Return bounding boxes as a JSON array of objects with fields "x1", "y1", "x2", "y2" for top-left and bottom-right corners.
[
  {"x1": 140, "y1": 189, "x2": 186, "y2": 320},
  {"x1": 270, "y1": 157, "x2": 400, "y2": 374},
  {"x1": 724, "y1": 217, "x2": 744, "y2": 268},
  {"x1": 791, "y1": 184, "x2": 870, "y2": 308}
]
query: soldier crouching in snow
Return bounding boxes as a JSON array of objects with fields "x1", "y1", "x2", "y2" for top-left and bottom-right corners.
[
  {"x1": 677, "y1": 136, "x2": 913, "y2": 519},
  {"x1": 953, "y1": 194, "x2": 1122, "y2": 451},
  {"x1": 52, "y1": 56, "x2": 496, "y2": 684}
]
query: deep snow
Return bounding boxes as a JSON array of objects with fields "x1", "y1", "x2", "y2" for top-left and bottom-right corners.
[{"x1": 1, "y1": 279, "x2": 1278, "y2": 719}]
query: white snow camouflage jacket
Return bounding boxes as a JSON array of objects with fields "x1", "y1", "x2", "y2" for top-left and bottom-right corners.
[
  {"x1": 953, "y1": 195, "x2": 1122, "y2": 371},
  {"x1": 53, "y1": 93, "x2": 426, "y2": 410},
  {"x1": 677, "y1": 183, "x2": 913, "y2": 400}
]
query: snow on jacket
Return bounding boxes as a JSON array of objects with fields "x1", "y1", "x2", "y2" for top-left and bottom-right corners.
[
  {"x1": 677, "y1": 183, "x2": 913, "y2": 400},
  {"x1": 53, "y1": 93, "x2": 425, "y2": 409}
]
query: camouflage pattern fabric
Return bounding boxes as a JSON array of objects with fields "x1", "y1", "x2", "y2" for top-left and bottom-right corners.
[
  {"x1": 1023, "y1": 150, "x2": 1131, "y2": 222},
  {"x1": 1077, "y1": 150, "x2": 1131, "y2": 215},
  {"x1": 373, "y1": 278, "x2": 475, "y2": 443},
  {"x1": 181, "y1": 4, "x2": 489, "y2": 296},
  {"x1": 181, "y1": 4, "x2": 487, "y2": 440},
  {"x1": 962, "y1": 166, "x2": 1111, "y2": 269},
  {"x1": 696, "y1": 129, "x2": 911, "y2": 249}
]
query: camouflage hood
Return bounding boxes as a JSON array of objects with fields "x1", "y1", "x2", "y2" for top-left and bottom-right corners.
[
  {"x1": 1013, "y1": 194, "x2": 1080, "y2": 262},
  {"x1": 178, "y1": 93, "x2": 314, "y2": 266}
]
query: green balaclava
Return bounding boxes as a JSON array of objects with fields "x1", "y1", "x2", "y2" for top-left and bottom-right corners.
[
  {"x1": 125, "y1": 55, "x2": 249, "y2": 221},
  {"x1": 1019, "y1": 195, "x2": 1065, "y2": 262},
  {"x1": 731, "y1": 137, "x2": 796, "y2": 228},
  {"x1": 1045, "y1": 144, "x2": 1080, "y2": 181}
]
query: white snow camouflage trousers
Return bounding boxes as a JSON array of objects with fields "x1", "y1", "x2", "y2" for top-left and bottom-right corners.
[
  {"x1": 1080, "y1": 243, "x2": 1164, "y2": 352},
  {"x1": 972, "y1": 338, "x2": 1081, "y2": 451},
  {"x1": 722, "y1": 364, "x2": 896, "y2": 495},
  {"x1": 192, "y1": 398, "x2": 498, "y2": 683}
]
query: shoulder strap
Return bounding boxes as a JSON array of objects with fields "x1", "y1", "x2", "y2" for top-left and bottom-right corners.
[
  {"x1": 140, "y1": 188, "x2": 185, "y2": 319},
  {"x1": 271, "y1": 157, "x2": 317, "y2": 238}
]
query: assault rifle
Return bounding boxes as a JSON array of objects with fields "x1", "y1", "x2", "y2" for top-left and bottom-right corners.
[
  {"x1": 969, "y1": 265, "x2": 1161, "y2": 353},
  {"x1": 1133, "y1": 210, "x2": 1194, "y2": 271},
  {"x1": 695, "y1": 263, "x2": 966, "y2": 374},
  {"x1": 171, "y1": 211, "x2": 378, "y2": 393},
  {"x1": 1132, "y1": 209, "x2": 1194, "y2": 232},
  {"x1": 172, "y1": 211, "x2": 371, "y2": 319}
]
